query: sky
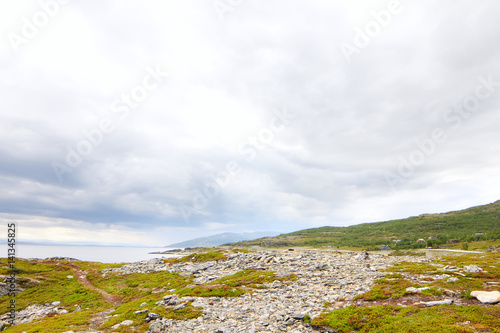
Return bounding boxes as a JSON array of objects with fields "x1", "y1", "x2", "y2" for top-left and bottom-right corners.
[{"x1": 0, "y1": 0, "x2": 499, "y2": 246}]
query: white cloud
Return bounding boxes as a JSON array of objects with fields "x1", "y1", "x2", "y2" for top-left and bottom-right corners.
[{"x1": 0, "y1": 0, "x2": 499, "y2": 245}]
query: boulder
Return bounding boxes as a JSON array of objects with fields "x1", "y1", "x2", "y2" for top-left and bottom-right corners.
[
  {"x1": 470, "y1": 291, "x2": 500, "y2": 304},
  {"x1": 148, "y1": 312, "x2": 161, "y2": 320},
  {"x1": 463, "y1": 265, "x2": 482, "y2": 273},
  {"x1": 419, "y1": 299, "x2": 453, "y2": 306},
  {"x1": 184, "y1": 261, "x2": 216, "y2": 273},
  {"x1": 406, "y1": 287, "x2": 430, "y2": 293},
  {"x1": 173, "y1": 303, "x2": 187, "y2": 311}
]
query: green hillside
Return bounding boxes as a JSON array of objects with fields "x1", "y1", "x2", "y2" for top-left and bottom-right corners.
[{"x1": 231, "y1": 200, "x2": 500, "y2": 250}]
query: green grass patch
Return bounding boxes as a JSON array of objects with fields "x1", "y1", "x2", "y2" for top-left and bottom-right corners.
[
  {"x1": 4, "y1": 308, "x2": 100, "y2": 333},
  {"x1": 432, "y1": 276, "x2": 484, "y2": 295},
  {"x1": 385, "y1": 261, "x2": 441, "y2": 274},
  {"x1": 230, "y1": 248, "x2": 254, "y2": 253},
  {"x1": 388, "y1": 250, "x2": 426, "y2": 257},
  {"x1": 87, "y1": 270, "x2": 192, "y2": 302},
  {"x1": 312, "y1": 305, "x2": 500, "y2": 333},
  {"x1": 0, "y1": 259, "x2": 106, "y2": 312},
  {"x1": 177, "y1": 284, "x2": 246, "y2": 297},
  {"x1": 354, "y1": 277, "x2": 413, "y2": 301},
  {"x1": 176, "y1": 269, "x2": 297, "y2": 298},
  {"x1": 166, "y1": 250, "x2": 227, "y2": 264},
  {"x1": 98, "y1": 296, "x2": 203, "y2": 331},
  {"x1": 162, "y1": 302, "x2": 203, "y2": 320}
]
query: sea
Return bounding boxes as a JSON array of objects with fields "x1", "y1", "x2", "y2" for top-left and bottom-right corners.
[{"x1": 2, "y1": 244, "x2": 182, "y2": 263}]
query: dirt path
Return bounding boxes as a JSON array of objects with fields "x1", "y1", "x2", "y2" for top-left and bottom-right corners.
[{"x1": 42, "y1": 261, "x2": 123, "y2": 306}]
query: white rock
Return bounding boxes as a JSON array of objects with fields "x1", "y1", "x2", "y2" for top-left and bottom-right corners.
[
  {"x1": 406, "y1": 287, "x2": 430, "y2": 293},
  {"x1": 470, "y1": 291, "x2": 500, "y2": 304},
  {"x1": 66, "y1": 275, "x2": 73, "y2": 279},
  {"x1": 464, "y1": 265, "x2": 482, "y2": 273},
  {"x1": 420, "y1": 299, "x2": 453, "y2": 306}
]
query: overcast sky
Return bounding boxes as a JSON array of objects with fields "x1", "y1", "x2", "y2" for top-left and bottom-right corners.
[{"x1": 1, "y1": 0, "x2": 499, "y2": 246}]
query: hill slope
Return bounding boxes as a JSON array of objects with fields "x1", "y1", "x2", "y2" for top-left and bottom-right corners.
[{"x1": 231, "y1": 200, "x2": 500, "y2": 250}]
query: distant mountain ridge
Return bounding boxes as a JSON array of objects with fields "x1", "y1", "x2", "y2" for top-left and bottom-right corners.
[
  {"x1": 230, "y1": 200, "x2": 500, "y2": 250},
  {"x1": 165, "y1": 231, "x2": 280, "y2": 248}
]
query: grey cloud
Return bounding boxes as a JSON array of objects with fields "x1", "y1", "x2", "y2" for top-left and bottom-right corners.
[{"x1": 0, "y1": 0, "x2": 499, "y2": 245}]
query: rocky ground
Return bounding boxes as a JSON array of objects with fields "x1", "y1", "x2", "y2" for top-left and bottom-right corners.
[
  {"x1": 3, "y1": 249, "x2": 498, "y2": 332},
  {"x1": 101, "y1": 249, "x2": 428, "y2": 332}
]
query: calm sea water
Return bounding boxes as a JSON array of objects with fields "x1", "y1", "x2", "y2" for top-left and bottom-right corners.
[{"x1": 2, "y1": 244, "x2": 180, "y2": 263}]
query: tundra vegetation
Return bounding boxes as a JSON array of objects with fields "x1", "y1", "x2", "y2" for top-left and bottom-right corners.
[{"x1": 232, "y1": 200, "x2": 500, "y2": 250}]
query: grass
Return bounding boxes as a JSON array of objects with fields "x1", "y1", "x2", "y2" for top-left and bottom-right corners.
[
  {"x1": 354, "y1": 276, "x2": 413, "y2": 301},
  {"x1": 96, "y1": 297, "x2": 203, "y2": 332},
  {"x1": 0, "y1": 259, "x2": 106, "y2": 312},
  {"x1": 165, "y1": 250, "x2": 227, "y2": 264},
  {"x1": 87, "y1": 270, "x2": 193, "y2": 302},
  {"x1": 446, "y1": 239, "x2": 500, "y2": 251},
  {"x1": 388, "y1": 250, "x2": 426, "y2": 256},
  {"x1": 230, "y1": 248, "x2": 254, "y2": 253},
  {"x1": 312, "y1": 305, "x2": 500, "y2": 333},
  {"x1": 162, "y1": 302, "x2": 203, "y2": 320},
  {"x1": 5, "y1": 309, "x2": 100, "y2": 333},
  {"x1": 175, "y1": 269, "x2": 298, "y2": 297},
  {"x1": 385, "y1": 261, "x2": 443, "y2": 274},
  {"x1": 177, "y1": 284, "x2": 246, "y2": 298}
]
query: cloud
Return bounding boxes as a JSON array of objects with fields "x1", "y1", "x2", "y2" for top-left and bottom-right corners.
[{"x1": 0, "y1": 0, "x2": 499, "y2": 245}]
